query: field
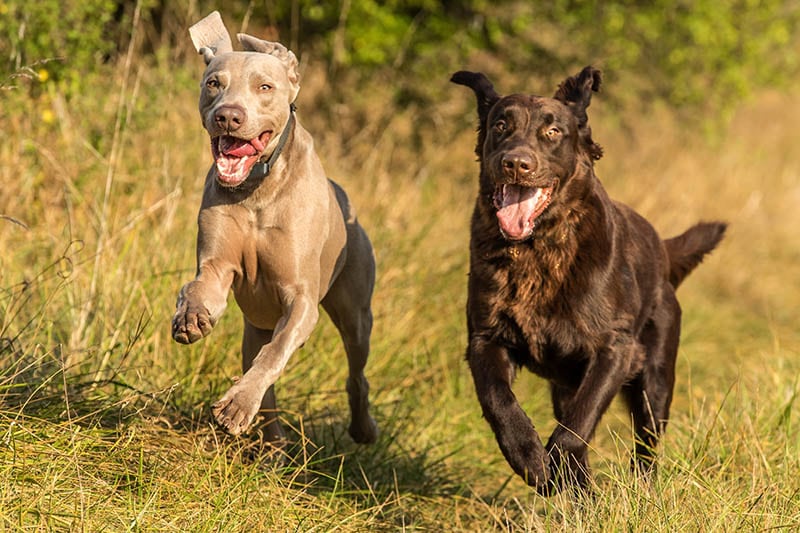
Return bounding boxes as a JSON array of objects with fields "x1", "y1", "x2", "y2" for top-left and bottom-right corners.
[{"x1": 1, "y1": 33, "x2": 799, "y2": 531}]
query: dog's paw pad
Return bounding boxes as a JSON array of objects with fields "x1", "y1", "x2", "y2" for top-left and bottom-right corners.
[{"x1": 211, "y1": 386, "x2": 262, "y2": 436}]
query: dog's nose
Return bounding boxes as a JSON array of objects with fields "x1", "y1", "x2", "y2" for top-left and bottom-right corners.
[
  {"x1": 501, "y1": 153, "x2": 535, "y2": 179},
  {"x1": 214, "y1": 105, "x2": 247, "y2": 132}
]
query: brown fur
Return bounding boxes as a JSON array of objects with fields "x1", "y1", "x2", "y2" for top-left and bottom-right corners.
[{"x1": 452, "y1": 67, "x2": 726, "y2": 493}]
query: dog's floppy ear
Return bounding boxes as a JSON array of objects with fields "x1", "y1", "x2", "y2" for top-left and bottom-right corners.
[
  {"x1": 237, "y1": 36, "x2": 298, "y2": 79},
  {"x1": 238, "y1": 35, "x2": 300, "y2": 93},
  {"x1": 451, "y1": 71, "x2": 500, "y2": 125},
  {"x1": 451, "y1": 71, "x2": 501, "y2": 158},
  {"x1": 553, "y1": 66, "x2": 603, "y2": 160},
  {"x1": 189, "y1": 11, "x2": 234, "y2": 66},
  {"x1": 553, "y1": 65, "x2": 601, "y2": 119}
]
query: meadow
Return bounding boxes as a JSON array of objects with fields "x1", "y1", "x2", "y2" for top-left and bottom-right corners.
[{"x1": 1, "y1": 26, "x2": 800, "y2": 531}]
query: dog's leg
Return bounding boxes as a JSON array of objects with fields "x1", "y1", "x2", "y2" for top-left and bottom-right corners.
[
  {"x1": 322, "y1": 297, "x2": 378, "y2": 444},
  {"x1": 172, "y1": 262, "x2": 233, "y2": 344},
  {"x1": 545, "y1": 332, "x2": 637, "y2": 492},
  {"x1": 321, "y1": 224, "x2": 378, "y2": 444},
  {"x1": 212, "y1": 291, "x2": 320, "y2": 436},
  {"x1": 623, "y1": 292, "x2": 680, "y2": 472},
  {"x1": 241, "y1": 322, "x2": 287, "y2": 445},
  {"x1": 468, "y1": 336, "x2": 550, "y2": 490},
  {"x1": 549, "y1": 383, "x2": 590, "y2": 491}
]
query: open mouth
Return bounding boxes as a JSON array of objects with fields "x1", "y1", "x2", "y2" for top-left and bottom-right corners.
[
  {"x1": 210, "y1": 131, "x2": 272, "y2": 186},
  {"x1": 493, "y1": 184, "x2": 553, "y2": 241}
]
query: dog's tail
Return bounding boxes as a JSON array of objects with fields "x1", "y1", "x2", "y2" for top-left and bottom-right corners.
[{"x1": 664, "y1": 221, "x2": 727, "y2": 288}]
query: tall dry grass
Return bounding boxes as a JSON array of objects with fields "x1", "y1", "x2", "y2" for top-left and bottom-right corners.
[{"x1": 1, "y1": 36, "x2": 799, "y2": 530}]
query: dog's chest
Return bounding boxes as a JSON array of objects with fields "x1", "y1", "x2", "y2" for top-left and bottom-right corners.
[
  {"x1": 481, "y1": 240, "x2": 573, "y2": 315},
  {"x1": 478, "y1": 249, "x2": 606, "y2": 371},
  {"x1": 232, "y1": 237, "x2": 288, "y2": 328},
  {"x1": 225, "y1": 197, "x2": 346, "y2": 329},
  {"x1": 490, "y1": 303, "x2": 602, "y2": 388}
]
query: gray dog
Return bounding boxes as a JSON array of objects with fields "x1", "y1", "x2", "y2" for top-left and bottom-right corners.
[{"x1": 172, "y1": 12, "x2": 378, "y2": 446}]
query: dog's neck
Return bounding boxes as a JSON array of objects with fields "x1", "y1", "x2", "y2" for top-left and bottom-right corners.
[{"x1": 247, "y1": 103, "x2": 297, "y2": 182}]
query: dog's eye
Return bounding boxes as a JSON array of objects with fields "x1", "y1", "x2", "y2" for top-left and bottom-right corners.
[
  {"x1": 206, "y1": 78, "x2": 220, "y2": 89},
  {"x1": 259, "y1": 83, "x2": 273, "y2": 92},
  {"x1": 494, "y1": 120, "x2": 507, "y2": 133},
  {"x1": 545, "y1": 127, "x2": 561, "y2": 139}
]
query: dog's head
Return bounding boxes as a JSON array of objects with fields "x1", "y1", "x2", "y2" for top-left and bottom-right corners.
[
  {"x1": 452, "y1": 67, "x2": 603, "y2": 242},
  {"x1": 190, "y1": 12, "x2": 300, "y2": 187}
]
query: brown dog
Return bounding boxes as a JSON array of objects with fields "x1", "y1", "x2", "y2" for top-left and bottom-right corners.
[
  {"x1": 452, "y1": 67, "x2": 725, "y2": 493},
  {"x1": 171, "y1": 12, "x2": 378, "y2": 446}
]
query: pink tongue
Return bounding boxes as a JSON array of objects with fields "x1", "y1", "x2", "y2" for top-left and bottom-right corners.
[
  {"x1": 495, "y1": 184, "x2": 549, "y2": 240},
  {"x1": 219, "y1": 136, "x2": 257, "y2": 157}
]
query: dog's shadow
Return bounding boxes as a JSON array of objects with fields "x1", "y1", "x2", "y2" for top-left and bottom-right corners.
[{"x1": 225, "y1": 399, "x2": 467, "y2": 504}]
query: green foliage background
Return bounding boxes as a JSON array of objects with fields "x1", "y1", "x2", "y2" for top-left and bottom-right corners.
[
  {"x1": 2, "y1": 0, "x2": 798, "y2": 117},
  {"x1": 0, "y1": 0, "x2": 118, "y2": 93}
]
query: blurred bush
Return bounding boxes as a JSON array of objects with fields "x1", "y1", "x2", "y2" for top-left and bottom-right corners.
[
  {"x1": 538, "y1": 0, "x2": 799, "y2": 119},
  {"x1": 0, "y1": 0, "x2": 119, "y2": 93},
  {"x1": 1, "y1": 0, "x2": 798, "y2": 118}
]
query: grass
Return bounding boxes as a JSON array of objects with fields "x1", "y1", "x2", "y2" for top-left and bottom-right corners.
[{"x1": 2, "y1": 35, "x2": 800, "y2": 531}]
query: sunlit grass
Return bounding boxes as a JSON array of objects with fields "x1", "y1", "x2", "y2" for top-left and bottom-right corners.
[{"x1": 1, "y1": 46, "x2": 798, "y2": 530}]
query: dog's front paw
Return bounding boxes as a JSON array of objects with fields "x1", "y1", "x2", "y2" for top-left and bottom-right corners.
[
  {"x1": 172, "y1": 299, "x2": 214, "y2": 344},
  {"x1": 212, "y1": 379, "x2": 264, "y2": 436},
  {"x1": 544, "y1": 439, "x2": 590, "y2": 495},
  {"x1": 501, "y1": 439, "x2": 550, "y2": 491},
  {"x1": 348, "y1": 415, "x2": 378, "y2": 444}
]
